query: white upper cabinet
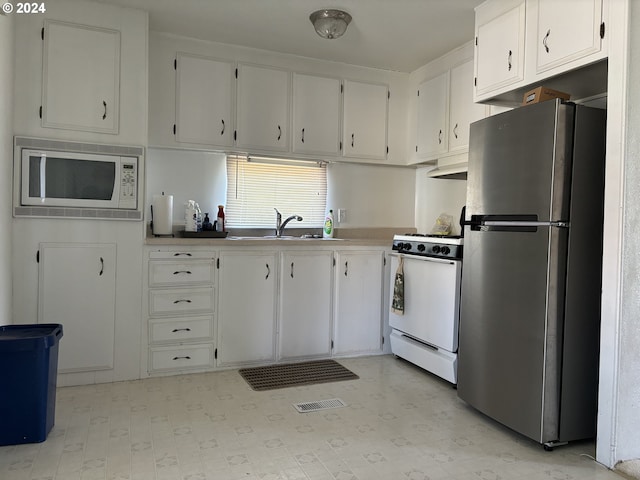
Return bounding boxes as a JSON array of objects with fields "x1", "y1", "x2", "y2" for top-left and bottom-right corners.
[
  {"x1": 236, "y1": 64, "x2": 290, "y2": 153},
  {"x1": 474, "y1": 0, "x2": 609, "y2": 104},
  {"x1": 42, "y1": 20, "x2": 120, "y2": 134},
  {"x1": 416, "y1": 72, "x2": 449, "y2": 160},
  {"x1": 474, "y1": 1, "x2": 526, "y2": 99},
  {"x1": 175, "y1": 53, "x2": 234, "y2": 147},
  {"x1": 342, "y1": 80, "x2": 389, "y2": 161},
  {"x1": 534, "y1": 0, "x2": 603, "y2": 74},
  {"x1": 449, "y1": 60, "x2": 487, "y2": 153},
  {"x1": 292, "y1": 73, "x2": 341, "y2": 156}
]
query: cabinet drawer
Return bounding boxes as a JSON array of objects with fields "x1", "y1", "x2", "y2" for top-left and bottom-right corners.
[
  {"x1": 149, "y1": 261, "x2": 215, "y2": 286},
  {"x1": 149, "y1": 251, "x2": 216, "y2": 260},
  {"x1": 150, "y1": 344, "x2": 214, "y2": 371},
  {"x1": 149, "y1": 315, "x2": 213, "y2": 344},
  {"x1": 149, "y1": 287, "x2": 214, "y2": 316}
]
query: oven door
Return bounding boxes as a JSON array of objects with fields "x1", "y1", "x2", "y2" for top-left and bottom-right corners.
[
  {"x1": 388, "y1": 253, "x2": 461, "y2": 353},
  {"x1": 21, "y1": 149, "x2": 121, "y2": 208}
]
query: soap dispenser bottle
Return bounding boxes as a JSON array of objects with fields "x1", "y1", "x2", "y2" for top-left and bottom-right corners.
[{"x1": 323, "y1": 209, "x2": 334, "y2": 238}]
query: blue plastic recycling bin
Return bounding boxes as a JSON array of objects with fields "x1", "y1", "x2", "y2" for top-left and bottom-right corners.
[{"x1": 0, "y1": 324, "x2": 63, "y2": 446}]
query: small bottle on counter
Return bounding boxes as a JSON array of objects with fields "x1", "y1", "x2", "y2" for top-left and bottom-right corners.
[
  {"x1": 216, "y1": 205, "x2": 225, "y2": 232},
  {"x1": 323, "y1": 209, "x2": 334, "y2": 238},
  {"x1": 202, "y1": 213, "x2": 213, "y2": 231}
]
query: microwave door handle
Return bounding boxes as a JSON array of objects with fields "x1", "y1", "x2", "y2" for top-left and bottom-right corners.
[{"x1": 39, "y1": 154, "x2": 46, "y2": 202}]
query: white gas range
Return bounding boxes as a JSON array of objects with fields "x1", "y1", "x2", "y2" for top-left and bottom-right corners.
[{"x1": 388, "y1": 233, "x2": 463, "y2": 384}]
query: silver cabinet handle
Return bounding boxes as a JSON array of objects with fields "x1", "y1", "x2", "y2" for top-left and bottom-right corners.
[
  {"x1": 102, "y1": 100, "x2": 107, "y2": 120},
  {"x1": 172, "y1": 328, "x2": 192, "y2": 333},
  {"x1": 173, "y1": 299, "x2": 192, "y2": 304},
  {"x1": 99, "y1": 257, "x2": 104, "y2": 276},
  {"x1": 173, "y1": 270, "x2": 192, "y2": 275},
  {"x1": 543, "y1": 29, "x2": 550, "y2": 53}
]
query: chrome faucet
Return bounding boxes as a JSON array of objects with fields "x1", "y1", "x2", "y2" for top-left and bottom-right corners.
[{"x1": 274, "y1": 208, "x2": 303, "y2": 237}]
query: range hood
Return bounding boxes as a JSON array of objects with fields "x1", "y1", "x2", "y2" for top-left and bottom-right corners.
[
  {"x1": 426, "y1": 161, "x2": 467, "y2": 179},
  {"x1": 426, "y1": 153, "x2": 468, "y2": 179}
]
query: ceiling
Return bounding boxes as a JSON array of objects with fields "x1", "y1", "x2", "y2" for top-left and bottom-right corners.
[{"x1": 89, "y1": 0, "x2": 483, "y2": 73}]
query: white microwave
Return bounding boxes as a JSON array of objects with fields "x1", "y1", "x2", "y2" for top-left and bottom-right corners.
[{"x1": 20, "y1": 149, "x2": 138, "y2": 210}]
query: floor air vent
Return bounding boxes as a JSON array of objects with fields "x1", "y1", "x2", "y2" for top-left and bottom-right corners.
[{"x1": 293, "y1": 398, "x2": 347, "y2": 413}]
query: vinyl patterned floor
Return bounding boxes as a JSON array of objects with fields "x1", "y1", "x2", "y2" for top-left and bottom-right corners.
[{"x1": 0, "y1": 355, "x2": 625, "y2": 480}]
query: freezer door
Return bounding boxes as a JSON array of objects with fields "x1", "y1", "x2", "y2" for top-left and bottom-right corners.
[
  {"x1": 466, "y1": 100, "x2": 574, "y2": 222},
  {"x1": 457, "y1": 225, "x2": 568, "y2": 444}
]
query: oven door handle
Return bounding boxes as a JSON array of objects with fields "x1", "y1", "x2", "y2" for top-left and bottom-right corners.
[{"x1": 390, "y1": 252, "x2": 459, "y2": 265}]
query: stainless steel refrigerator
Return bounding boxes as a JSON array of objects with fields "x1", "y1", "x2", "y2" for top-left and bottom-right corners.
[{"x1": 458, "y1": 99, "x2": 606, "y2": 450}]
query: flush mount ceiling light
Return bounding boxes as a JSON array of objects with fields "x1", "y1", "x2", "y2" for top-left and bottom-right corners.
[{"x1": 309, "y1": 9, "x2": 352, "y2": 40}]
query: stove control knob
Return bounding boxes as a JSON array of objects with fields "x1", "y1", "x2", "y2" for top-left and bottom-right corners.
[
  {"x1": 417, "y1": 244, "x2": 426, "y2": 252},
  {"x1": 441, "y1": 246, "x2": 451, "y2": 255},
  {"x1": 404, "y1": 243, "x2": 412, "y2": 251},
  {"x1": 432, "y1": 245, "x2": 441, "y2": 254}
]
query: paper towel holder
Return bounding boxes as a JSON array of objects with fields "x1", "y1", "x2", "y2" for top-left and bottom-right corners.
[{"x1": 151, "y1": 192, "x2": 175, "y2": 237}]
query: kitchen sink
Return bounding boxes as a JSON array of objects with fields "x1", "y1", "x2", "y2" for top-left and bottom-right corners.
[{"x1": 227, "y1": 235, "x2": 343, "y2": 241}]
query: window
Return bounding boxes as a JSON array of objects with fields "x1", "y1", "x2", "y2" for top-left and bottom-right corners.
[{"x1": 226, "y1": 156, "x2": 327, "y2": 228}]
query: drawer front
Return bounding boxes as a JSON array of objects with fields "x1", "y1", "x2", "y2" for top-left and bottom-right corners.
[
  {"x1": 149, "y1": 287, "x2": 214, "y2": 316},
  {"x1": 149, "y1": 261, "x2": 215, "y2": 286},
  {"x1": 149, "y1": 251, "x2": 216, "y2": 260},
  {"x1": 149, "y1": 316, "x2": 213, "y2": 344},
  {"x1": 150, "y1": 344, "x2": 214, "y2": 371}
]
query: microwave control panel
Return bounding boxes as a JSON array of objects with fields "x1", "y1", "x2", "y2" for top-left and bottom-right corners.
[{"x1": 119, "y1": 158, "x2": 138, "y2": 209}]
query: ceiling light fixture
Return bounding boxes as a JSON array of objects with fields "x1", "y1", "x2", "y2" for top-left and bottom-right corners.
[{"x1": 309, "y1": 9, "x2": 352, "y2": 40}]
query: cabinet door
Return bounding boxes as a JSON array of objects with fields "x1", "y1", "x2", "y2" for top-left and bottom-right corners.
[
  {"x1": 342, "y1": 80, "x2": 388, "y2": 160},
  {"x1": 217, "y1": 251, "x2": 277, "y2": 365},
  {"x1": 333, "y1": 251, "x2": 383, "y2": 355},
  {"x1": 292, "y1": 74, "x2": 341, "y2": 156},
  {"x1": 175, "y1": 53, "x2": 234, "y2": 147},
  {"x1": 474, "y1": 2, "x2": 526, "y2": 97},
  {"x1": 42, "y1": 20, "x2": 120, "y2": 134},
  {"x1": 416, "y1": 72, "x2": 449, "y2": 159},
  {"x1": 38, "y1": 243, "x2": 116, "y2": 372},
  {"x1": 535, "y1": 0, "x2": 603, "y2": 74},
  {"x1": 236, "y1": 64, "x2": 290, "y2": 152},
  {"x1": 449, "y1": 60, "x2": 487, "y2": 154},
  {"x1": 279, "y1": 251, "x2": 333, "y2": 360}
]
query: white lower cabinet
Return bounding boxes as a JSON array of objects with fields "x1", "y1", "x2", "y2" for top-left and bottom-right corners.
[
  {"x1": 279, "y1": 251, "x2": 333, "y2": 361},
  {"x1": 217, "y1": 251, "x2": 278, "y2": 366},
  {"x1": 333, "y1": 251, "x2": 385, "y2": 355},
  {"x1": 38, "y1": 243, "x2": 117, "y2": 373},
  {"x1": 146, "y1": 249, "x2": 216, "y2": 374}
]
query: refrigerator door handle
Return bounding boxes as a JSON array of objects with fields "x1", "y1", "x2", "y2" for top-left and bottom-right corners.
[{"x1": 483, "y1": 221, "x2": 569, "y2": 228}]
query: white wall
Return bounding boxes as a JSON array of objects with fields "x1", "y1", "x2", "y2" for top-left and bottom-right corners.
[
  {"x1": 0, "y1": 13, "x2": 14, "y2": 326},
  {"x1": 145, "y1": 148, "x2": 227, "y2": 228},
  {"x1": 613, "y1": 0, "x2": 640, "y2": 463},
  {"x1": 145, "y1": 148, "x2": 417, "y2": 230},
  {"x1": 415, "y1": 168, "x2": 467, "y2": 235},
  {"x1": 327, "y1": 163, "x2": 415, "y2": 228}
]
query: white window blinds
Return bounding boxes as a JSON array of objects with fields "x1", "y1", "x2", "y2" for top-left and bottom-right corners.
[{"x1": 226, "y1": 156, "x2": 327, "y2": 228}]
